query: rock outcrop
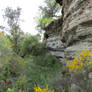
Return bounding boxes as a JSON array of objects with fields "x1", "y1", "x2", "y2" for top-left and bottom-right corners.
[
  {"x1": 44, "y1": 18, "x2": 65, "y2": 61},
  {"x1": 44, "y1": 0, "x2": 92, "y2": 91},
  {"x1": 44, "y1": 0, "x2": 92, "y2": 61},
  {"x1": 62, "y1": 0, "x2": 92, "y2": 60}
]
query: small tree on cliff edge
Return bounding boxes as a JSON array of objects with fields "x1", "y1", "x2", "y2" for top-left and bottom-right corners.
[
  {"x1": 39, "y1": 0, "x2": 60, "y2": 18},
  {"x1": 3, "y1": 7, "x2": 24, "y2": 54},
  {"x1": 36, "y1": 0, "x2": 61, "y2": 31}
]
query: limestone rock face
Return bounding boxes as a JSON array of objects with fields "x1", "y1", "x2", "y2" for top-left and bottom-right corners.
[
  {"x1": 46, "y1": 35, "x2": 63, "y2": 49},
  {"x1": 44, "y1": 0, "x2": 92, "y2": 61},
  {"x1": 44, "y1": 1, "x2": 92, "y2": 91},
  {"x1": 62, "y1": 0, "x2": 92, "y2": 60},
  {"x1": 45, "y1": 18, "x2": 65, "y2": 59},
  {"x1": 62, "y1": 0, "x2": 92, "y2": 46}
]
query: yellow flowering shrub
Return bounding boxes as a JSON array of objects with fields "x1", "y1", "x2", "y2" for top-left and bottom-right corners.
[
  {"x1": 67, "y1": 50, "x2": 92, "y2": 72},
  {"x1": 34, "y1": 85, "x2": 54, "y2": 92}
]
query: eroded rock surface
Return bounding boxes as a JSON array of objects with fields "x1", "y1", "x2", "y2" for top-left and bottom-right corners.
[
  {"x1": 44, "y1": 18, "x2": 65, "y2": 59},
  {"x1": 44, "y1": 0, "x2": 92, "y2": 92},
  {"x1": 44, "y1": 0, "x2": 92, "y2": 61}
]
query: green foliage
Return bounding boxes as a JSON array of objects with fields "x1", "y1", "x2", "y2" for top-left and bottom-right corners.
[
  {"x1": 24, "y1": 53, "x2": 61, "y2": 91},
  {"x1": 4, "y1": 7, "x2": 21, "y2": 27},
  {"x1": 9, "y1": 28, "x2": 24, "y2": 54},
  {"x1": 39, "y1": 0, "x2": 60, "y2": 18},
  {"x1": 0, "y1": 1, "x2": 68, "y2": 92},
  {"x1": 4, "y1": 7, "x2": 24, "y2": 54},
  {"x1": 38, "y1": 17, "x2": 53, "y2": 29},
  {"x1": 1, "y1": 0, "x2": 92, "y2": 92},
  {"x1": 0, "y1": 35, "x2": 13, "y2": 64},
  {"x1": 0, "y1": 56, "x2": 24, "y2": 92},
  {"x1": 36, "y1": 0, "x2": 61, "y2": 31},
  {"x1": 16, "y1": 75, "x2": 27, "y2": 91},
  {"x1": 19, "y1": 34, "x2": 45, "y2": 57},
  {"x1": 0, "y1": 35, "x2": 12, "y2": 50},
  {"x1": 0, "y1": 35, "x2": 25, "y2": 92},
  {"x1": 7, "y1": 88, "x2": 15, "y2": 92},
  {"x1": 0, "y1": 33, "x2": 62, "y2": 92},
  {"x1": 33, "y1": 53, "x2": 59, "y2": 67},
  {"x1": 0, "y1": 2, "x2": 63, "y2": 91}
]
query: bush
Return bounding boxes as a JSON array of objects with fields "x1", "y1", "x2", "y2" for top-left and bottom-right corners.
[
  {"x1": 19, "y1": 34, "x2": 45, "y2": 57},
  {"x1": 0, "y1": 35, "x2": 25, "y2": 92},
  {"x1": 0, "y1": 33, "x2": 62, "y2": 92},
  {"x1": 38, "y1": 17, "x2": 54, "y2": 29},
  {"x1": 67, "y1": 50, "x2": 92, "y2": 73},
  {"x1": 67, "y1": 50, "x2": 92, "y2": 92},
  {"x1": 24, "y1": 53, "x2": 61, "y2": 91}
]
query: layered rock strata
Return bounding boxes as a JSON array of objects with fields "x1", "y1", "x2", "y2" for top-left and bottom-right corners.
[
  {"x1": 44, "y1": 18, "x2": 65, "y2": 60},
  {"x1": 44, "y1": 0, "x2": 92, "y2": 92},
  {"x1": 45, "y1": 0, "x2": 92, "y2": 61}
]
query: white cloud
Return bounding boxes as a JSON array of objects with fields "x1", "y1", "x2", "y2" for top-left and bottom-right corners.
[{"x1": 0, "y1": 0, "x2": 44, "y2": 35}]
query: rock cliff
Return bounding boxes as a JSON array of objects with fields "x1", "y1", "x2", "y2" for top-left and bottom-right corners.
[{"x1": 44, "y1": 0, "x2": 92, "y2": 62}]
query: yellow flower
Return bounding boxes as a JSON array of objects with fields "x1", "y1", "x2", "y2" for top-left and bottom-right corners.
[
  {"x1": 34, "y1": 87, "x2": 42, "y2": 92},
  {"x1": 73, "y1": 58, "x2": 79, "y2": 65},
  {"x1": 85, "y1": 61, "x2": 92, "y2": 65},
  {"x1": 79, "y1": 56, "x2": 83, "y2": 62},
  {"x1": 75, "y1": 65, "x2": 79, "y2": 70},
  {"x1": 86, "y1": 57, "x2": 90, "y2": 61},
  {"x1": 69, "y1": 64, "x2": 75, "y2": 72},
  {"x1": 67, "y1": 50, "x2": 92, "y2": 73},
  {"x1": 79, "y1": 50, "x2": 92, "y2": 57},
  {"x1": 80, "y1": 62, "x2": 83, "y2": 67},
  {"x1": 34, "y1": 85, "x2": 54, "y2": 92}
]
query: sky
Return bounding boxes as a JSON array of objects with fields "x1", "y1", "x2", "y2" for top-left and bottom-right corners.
[{"x1": 0, "y1": 0, "x2": 44, "y2": 35}]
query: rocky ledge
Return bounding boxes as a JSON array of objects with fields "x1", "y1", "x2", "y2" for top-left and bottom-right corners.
[{"x1": 44, "y1": 0, "x2": 92, "y2": 62}]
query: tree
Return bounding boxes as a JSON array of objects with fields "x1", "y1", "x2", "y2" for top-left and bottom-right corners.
[
  {"x1": 39, "y1": 0, "x2": 60, "y2": 18},
  {"x1": 19, "y1": 34, "x2": 45, "y2": 57},
  {"x1": 3, "y1": 7, "x2": 24, "y2": 54},
  {"x1": 36, "y1": 0, "x2": 61, "y2": 32}
]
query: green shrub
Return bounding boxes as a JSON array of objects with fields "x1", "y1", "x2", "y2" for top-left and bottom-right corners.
[
  {"x1": 0, "y1": 34, "x2": 62, "y2": 92},
  {"x1": 19, "y1": 34, "x2": 45, "y2": 57},
  {"x1": 38, "y1": 17, "x2": 53, "y2": 28},
  {"x1": 24, "y1": 53, "x2": 61, "y2": 91},
  {"x1": 7, "y1": 88, "x2": 15, "y2": 92},
  {"x1": 0, "y1": 35, "x2": 25, "y2": 92}
]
